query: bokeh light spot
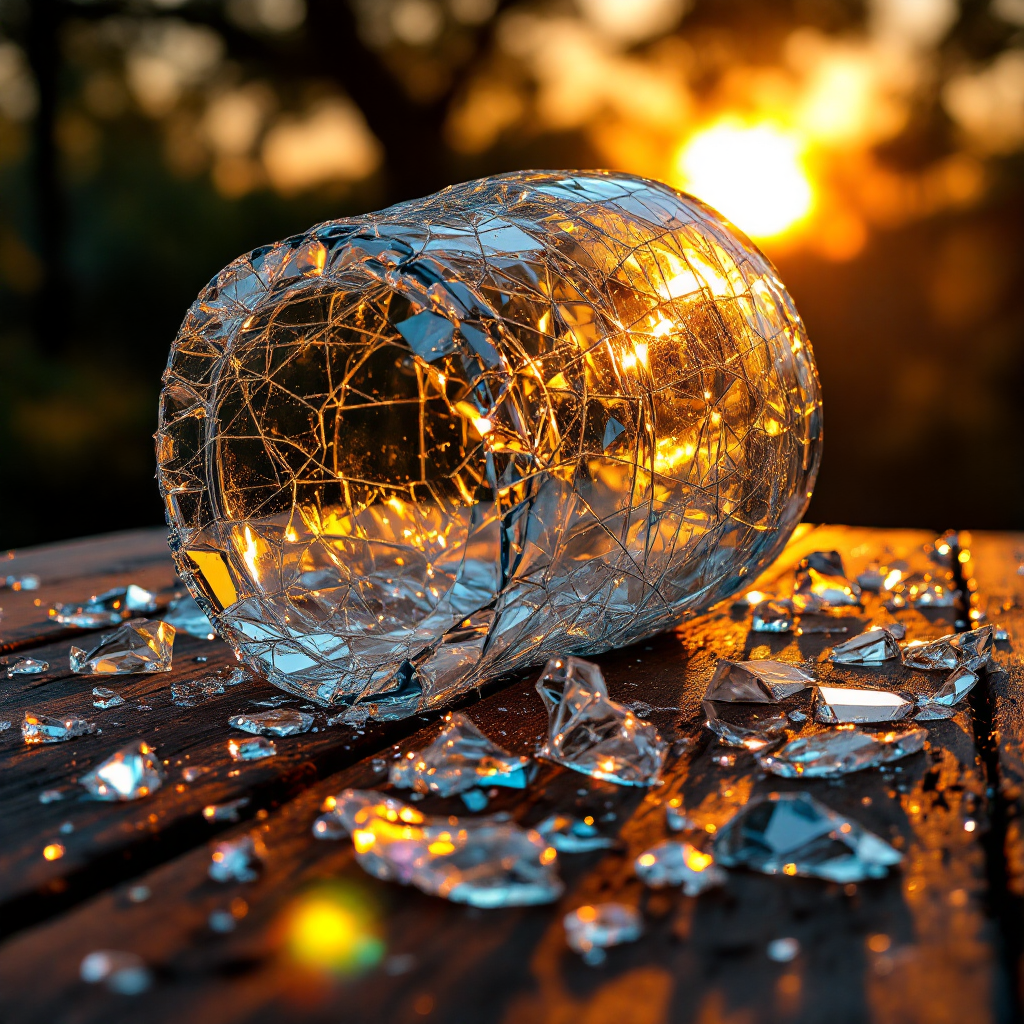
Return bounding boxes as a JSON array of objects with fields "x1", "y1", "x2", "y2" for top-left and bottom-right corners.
[
  {"x1": 674, "y1": 121, "x2": 814, "y2": 239},
  {"x1": 284, "y1": 885, "x2": 385, "y2": 975}
]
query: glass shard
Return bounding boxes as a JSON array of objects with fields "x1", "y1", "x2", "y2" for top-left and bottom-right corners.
[
  {"x1": 714, "y1": 792, "x2": 902, "y2": 882},
  {"x1": 209, "y1": 833, "x2": 264, "y2": 882},
  {"x1": 903, "y1": 625, "x2": 994, "y2": 672},
  {"x1": 51, "y1": 585, "x2": 158, "y2": 628},
  {"x1": 163, "y1": 594, "x2": 216, "y2": 639},
  {"x1": 634, "y1": 840, "x2": 727, "y2": 894},
  {"x1": 814, "y1": 684, "x2": 913, "y2": 724},
  {"x1": 799, "y1": 550, "x2": 847, "y2": 576},
  {"x1": 203, "y1": 797, "x2": 250, "y2": 822},
  {"x1": 829, "y1": 628, "x2": 901, "y2": 665},
  {"x1": 228, "y1": 736, "x2": 277, "y2": 761},
  {"x1": 564, "y1": 903, "x2": 642, "y2": 964},
  {"x1": 759, "y1": 726, "x2": 927, "y2": 777},
  {"x1": 751, "y1": 599, "x2": 794, "y2": 633},
  {"x1": 171, "y1": 675, "x2": 226, "y2": 707},
  {"x1": 334, "y1": 788, "x2": 563, "y2": 908},
  {"x1": 914, "y1": 702, "x2": 957, "y2": 721},
  {"x1": 704, "y1": 701, "x2": 788, "y2": 752},
  {"x1": 535, "y1": 657, "x2": 666, "y2": 786},
  {"x1": 92, "y1": 687, "x2": 125, "y2": 709},
  {"x1": 6, "y1": 657, "x2": 48, "y2": 676},
  {"x1": 228, "y1": 708, "x2": 314, "y2": 736},
  {"x1": 534, "y1": 813, "x2": 614, "y2": 852},
  {"x1": 80, "y1": 741, "x2": 164, "y2": 800},
  {"x1": 794, "y1": 553, "x2": 862, "y2": 607},
  {"x1": 69, "y1": 619, "x2": 175, "y2": 674},
  {"x1": 22, "y1": 711, "x2": 98, "y2": 744},
  {"x1": 922, "y1": 665, "x2": 978, "y2": 707},
  {"x1": 157, "y1": 170, "x2": 823, "y2": 718},
  {"x1": 80, "y1": 950, "x2": 152, "y2": 995},
  {"x1": 705, "y1": 659, "x2": 814, "y2": 702},
  {"x1": 390, "y1": 712, "x2": 531, "y2": 796}
]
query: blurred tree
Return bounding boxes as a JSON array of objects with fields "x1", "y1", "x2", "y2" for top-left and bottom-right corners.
[{"x1": 0, "y1": 0, "x2": 1022, "y2": 547}]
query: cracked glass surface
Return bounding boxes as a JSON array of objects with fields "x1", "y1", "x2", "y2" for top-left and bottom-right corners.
[{"x1": 156, "y1": 170, "x2": 822, "y2": 717}]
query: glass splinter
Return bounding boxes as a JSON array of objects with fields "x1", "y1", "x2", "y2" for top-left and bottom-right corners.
[
  {"x1": 814, "y1": 684, "x2": 913, "y2": 724},
  {"x1": 228, "y1": 708, "x2": 314, "y2": 736},
  {"x1": 759, "y1": 726, "x2": 927, "y2": 777},
  {"x1": 390, "y1": 711, "x2": 531, "y2": 797},
  {"x1": 156, "y1": 170, "x2": 822, "y2": 720},
  {"x1": 829, "y1": 628, "x2": 901, "y2": 665},
  {"x1": 70, "y1": 619, "x2": 175, "y2": 675},
  {"x1": 80, "y1": 741, "x2": 165, "y2": 800},
  {"x1": 704, "y1": 659, "x2": 814, "y2": 702}
]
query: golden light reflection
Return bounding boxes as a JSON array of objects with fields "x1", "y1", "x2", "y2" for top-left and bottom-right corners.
[
  {"x1": 673, "y1": 120, "x2": 814, "y2": 239},
  {"x1": 283, "y1": 885, "x2": 385, "y2": 975}
]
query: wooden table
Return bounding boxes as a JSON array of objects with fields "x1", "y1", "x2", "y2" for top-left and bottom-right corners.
[{"x1": 0, "y1": 524, "x2": 1021, "y2": 1024}]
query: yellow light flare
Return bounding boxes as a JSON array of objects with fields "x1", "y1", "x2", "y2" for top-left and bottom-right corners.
[
  {"x1": 284, "y1": 886, "x2": 384, "y2": 974},
  {"x1": 683, "y1": 845, "x2": 715, "y2": 872},
  {"x1": 674, "y1": 121, "x2": 814, "y2": 239},
  {"x1": 43, "y1": 843, "x2": 64, "y2": 861}
]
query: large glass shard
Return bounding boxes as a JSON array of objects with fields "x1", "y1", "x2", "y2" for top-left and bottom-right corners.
[
  {"x1": 916, "y1": 665, "x2": 978, "y2": 719},
  {"x1": 714, "y1": 792, "x2": 902, "y2": 882},
  {"x1": 79, "y1": 741, "x2": 165, "y2": 800},
  {"x1": 69, "y1": 619, "x2": 175, "y2": 675},
  {"x1": 564, "y1": 904, "x2": 642, "y2": 964},
  {"x1": 22, "y1": 711, "x2": 98, "y2": 744},
  {"x1": 156, "y1": 170, "x2": 823, "y2": 718},
  {"x1": 903, "y1": 625, "x2": 994, "y2": 672},
  {"x1": 535, "y1": 657, "x2": 666, "y2": 786},
  {"x1": 829, "y1": 628, "x2": 901, "y2": 665},
  {"x1": 228, "y1": 708, "x2": 314, "y2": 736},
  {"x1": 759, "y1": 726, "x2": 927, "y2": 778},
  {"x1": 635, "y1": 840, "x2": 727, "y2": 894},
  {"x1": 814, "y1": 685, "x2": 913, "y2": 724},
  {"x1": 703, "y1": 701, "x2": 788, "y2": 752},
  {"x1": 51, "y1": 585, "x2": 158, "y2": 628},
  {"x1": 705, "y1": 660, "x2": 814, "y2": 702},
  {"x1": 163, "y1": 595, "x2": 216, "y2": 639},
  {"x1": 390, "y1": 712, "x2": 531, "y2": 796},
  {"x1": 334, "y1": 788, "x2": 563, "y2": 907}
]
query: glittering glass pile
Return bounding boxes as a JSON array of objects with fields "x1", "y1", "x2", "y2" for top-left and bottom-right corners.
[{"x1": 157, "y1": 170, "x2": 821, "y2": 717}]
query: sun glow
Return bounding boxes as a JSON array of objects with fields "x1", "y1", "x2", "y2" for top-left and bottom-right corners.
[{"x1": 674, "y1": 121, "x2": 814, "y2": 239}]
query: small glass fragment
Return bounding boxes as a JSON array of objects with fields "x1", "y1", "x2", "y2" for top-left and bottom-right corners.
[
  {"x1": 39, "y1": 788, "x2": 64, "y2": 803},
  {"x1": 171, "y1": 676, "x2": 226, "y2": 707},
  {"x1": 788, "y1": 710, "x2": 807, "y2": 723},
  {"x1": 209, "y1": 833, "x2": 264, "y2": 882},
  {"x1": 228, "y1": 736, "x2": 277, "y2": 761},
  {"x1": 461, "y1": 789, "x2": 489, "y2": 811},
  {"x1": 634, "y1": 840, "x2": 727, "y2": 894},
  {"x1": 713, "y1": 753, "x2": 737, "y2": 767},
  {"x1": 534, "y1": 813, "x2": 614, "y2": 852},
  {"x1": 759, "y1": 727, "x2": 927, "y2": 778},
  {"x1": 794, "y1": 619, "x2": 849, "y2": 636},
  {"x1": 163, "y1": 594, "x2": 216, "y2": 639},
  {"x1": 856, "y1": 565, "x2": 885, "y2": 592},
  {"x1": 795, "y1": 552, "x2": 862, "y2": 607},
  {"x1": 903, "y1": 625, "x2": 994, "y2": 672},
  {"x1": 535, "y1": 657, "x2": 666, "y2": 786},
  {"x1": 69, "y1": 619, "x2": 175, "y2": 675},
  {"x1": 751, "y1": 599, "x2": 794, "y2": 633},
  {"x1": 0, "y1": 721, "x2": 10, "y2": 732},
  {"x1": 92, "y1": 687, "x2": 125, "y2": 710},
  {"x1": 995, "y1": 626, "x2": 1009, "y2": 642},
  {"x1": 79, "y1": 741, "x2": 165, "y2": 800},
  {"x1": 829, "y1": 628, "x2": 901, "y2": 665},
  {"x1": 714, "y1": 792, "x2": 902, "y2": 882},
  {"x1": 203, "y1": 797, "x2": 250, "y2": 822},
  {"x1": 704, "y1": 701, "x2": 788, "y2": 752},
  {"x1": 767, "y1": 937, "x2": 801, "y2": 963},
  {"x1": 564, "y1": 903, "x2": 642, "y2": 965},
  {"x1": 6, "y1": 657, "x2": 48, "y2": 677},
  {"x1": 312, "y1": 810, "x2": 348, "y2": 840},
  {"x1": 914, "y1": 702, "x2": 956, "y2": 721},
  {"x1": 22, "y1": 710, "x2": 98, "y2": 745},
  {"x1": 929, "y1": 665, "x2": 979, "y2": 706},
  {"x1": 3, "y1": 573, "x2": 40, "y2": 591},
  {"x1": 52, "y1": 585, "x2": 158, "y2": 628},
  {"x1": 80, "y1": 950, "x2": 152, "y2": 995},
  {"x1": 229, "y1": 708, "x2": 314, "y2": 737},
  {"x1": 181, "y1": 765, "x2": 209, "y2": 782},
  {"x1": 814, "y1": 685, "x2": 913, "y2": 724},
  {"x1": 335, "y1": 788, "x2": 563, "y2": 907},
  {"x1": 390, "y1": 712, "x2": 531, "y2": 797},
  {"x1": 705, "y1": 660, "x2": 814, "y2": 702}
]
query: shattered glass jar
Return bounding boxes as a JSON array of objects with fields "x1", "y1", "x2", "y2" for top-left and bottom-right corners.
[{"x1": 157, "y1": 171, "x2": 822, "y2": 718}]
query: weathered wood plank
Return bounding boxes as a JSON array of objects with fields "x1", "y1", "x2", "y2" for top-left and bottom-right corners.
[{"x1": 0, "y1": 526, "x2": 1002, "y2": 1024}]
